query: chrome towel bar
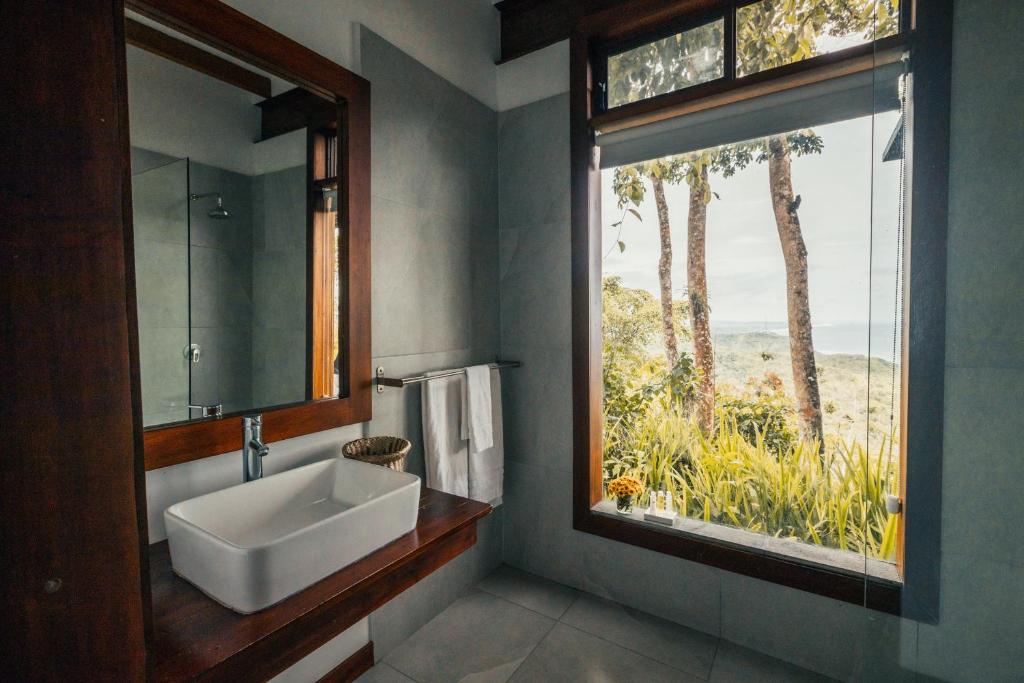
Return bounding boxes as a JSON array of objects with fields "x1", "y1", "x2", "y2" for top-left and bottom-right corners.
[{"x1": 375, "y1": 361, "x2": 521, "y2": 393}]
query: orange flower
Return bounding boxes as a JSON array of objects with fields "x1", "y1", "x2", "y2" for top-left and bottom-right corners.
[{"x1": 607, "y1": 475, "x2": 643, "y2": 498}]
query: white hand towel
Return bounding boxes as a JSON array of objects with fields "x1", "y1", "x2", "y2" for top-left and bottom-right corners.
[
  {"x1": 467, "y1": 368, "x2": 504, "y2": 506},
  {"x1": 422, "y1": 374, "x2": 468, "y2": 498},
  {"x1": 460, "y1": 365, "x2": 494, "y2": 451}
]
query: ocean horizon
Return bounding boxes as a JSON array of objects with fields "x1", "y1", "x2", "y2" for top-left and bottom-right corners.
[{"x1": 711, "y1": 320, "x2": 901, "y2": 363}]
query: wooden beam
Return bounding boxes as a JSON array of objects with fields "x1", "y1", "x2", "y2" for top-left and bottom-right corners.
[
  {"x1": 125, "y1": 17, "x2": 271, "y2": 98},
  {"x1": 127, "y1": 0, "x2": 368, "y2": 102},
  {"x1": 495, "y1": 0, "x2": 612, "y2": 62},
  {"x1": 257, "y1": 87, "x2": 337, "y2": 140},
  {"x1": 495, "y1": 0, "x2": 723, "y2": 62},
  {"x1": 0, "y1": 1, "x2": 149, "y2": 679}
]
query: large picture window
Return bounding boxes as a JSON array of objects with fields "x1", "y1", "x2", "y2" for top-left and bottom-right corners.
[{"x1": 573, "y1": 0, "x2": 951, "y2": 617}]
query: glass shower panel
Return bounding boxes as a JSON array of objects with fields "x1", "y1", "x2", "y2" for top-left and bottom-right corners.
[
  {"x1": 131, "y1": 156, "x2": 191, "y2": 427},
  {"x1": 186, "y1": 158, "x2": 255, "y2": 417}
]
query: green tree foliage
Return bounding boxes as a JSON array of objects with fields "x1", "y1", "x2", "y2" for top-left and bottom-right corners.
[
  {"x1": 607, "y1": 19, "x2": 724, "y2": 108},
  {"x1": 603, "y1": 277, "x2": 699, "y2": 464},
  {"x1": 601, "y1": 276, "x2": 687, "y2": 366},
  {"x1": 716, "y1": 373, "x2": 799, "y2": 455},
  {"x1": 737, "y1": 0, "x2": 900, "y2": 76},
  {"x1": 602, "y1": 398, "x2": 899, "y2": 558}
]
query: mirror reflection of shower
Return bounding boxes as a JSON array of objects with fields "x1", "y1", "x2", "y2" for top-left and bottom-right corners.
[{"x1": 189, "y1": 192, "x2": 231, "y2": 220}]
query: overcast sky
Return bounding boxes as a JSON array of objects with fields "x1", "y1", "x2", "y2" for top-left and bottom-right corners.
[{"x1": 601, "y1": 112, "x2": 903, "y2": 327}]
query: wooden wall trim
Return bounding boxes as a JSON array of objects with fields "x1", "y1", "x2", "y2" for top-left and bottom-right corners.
[
  {"x1": 496, "y1": 0, "x2": 723, "y2": 62},
  {"x1": 127, "y1": 0, "x2": 366, "y2": 100},
  {"x1": 124, "y1": 17, "x2": 272, "y2": 97},
  {"x1": 570, "y1": 34, "x2": 604, "y2": 526},
  {"x1": 0, "y1": 0, "x2": 149, "y2": 678},
  {"x1": 898, "y1": 0, "x2": 952, "y2": 625},
  {"x1": 317, "y1": 642, "x2": 374, "y2": 683}
]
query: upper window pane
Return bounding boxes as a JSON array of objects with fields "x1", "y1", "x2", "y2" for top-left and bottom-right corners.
[
  {"x1": 737, "y1": 0, "x2": 901, "y2": 77},
  {"x1": 607, "y1": 18, "x2": 725, "y2": 108}
]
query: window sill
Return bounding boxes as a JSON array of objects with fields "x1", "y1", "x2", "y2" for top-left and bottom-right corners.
[
  {"x1": 578, "y1": 503, "x2": 901, "y2": 614},
  {"x1": 593, "y1": 500, "x2": 901, "y2": 584}
]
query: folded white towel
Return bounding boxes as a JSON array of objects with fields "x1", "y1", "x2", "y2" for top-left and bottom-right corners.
[
  {"x1": 467, "y1": 368, "x2": 503, "y2": 507},
  {"x1": 421, "y1": 374, "x2": 468, "y2": 498},
  {"x1": 460, "y1": 364, "x2": 494, "y2": 451}
]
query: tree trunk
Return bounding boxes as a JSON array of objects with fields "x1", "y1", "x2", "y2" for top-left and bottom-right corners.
[
  {"x1": 767, "y1": 136, "x2": 823, "y2": 446},
  {"x1": 651, "y1": 174, "x2": 678, "y2": 368},
  {"x1": 687, "y1": 168, "x2": 714, "y2": 433}
]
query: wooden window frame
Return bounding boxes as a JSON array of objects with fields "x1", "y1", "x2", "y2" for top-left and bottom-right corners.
[
  {"x1": 126, "y1": 0, "x2": 372, "y2": 471},
  {"x1": 309, "y1": 128, "x2": 341, "y2": 401},
  {"x1": 594, "y1": 5, "x2": 732, "y2": 113},
  {"x1": 571, "y1": 0, "x2": 951, "y2": 620}
]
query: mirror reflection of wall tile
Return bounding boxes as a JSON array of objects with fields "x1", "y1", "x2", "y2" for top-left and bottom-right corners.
[
  {"x1": 138, "y1": 326, "x2": 190, "y2": 427},
  {"x1": 251, "y1": 165, "x2": 308, "y2": 408},
  {"x1": 131, "y1": 156, "x2": 190, "y2": 427}
]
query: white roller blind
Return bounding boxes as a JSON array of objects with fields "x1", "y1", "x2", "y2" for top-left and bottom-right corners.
[{"x1": 596, "y1": 61, "x2": 904, "y2": 169}]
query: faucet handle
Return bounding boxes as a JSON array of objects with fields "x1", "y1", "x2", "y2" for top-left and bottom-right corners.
[
  {"x1": 189, "y1": 403, "x2": 223, "y2": 418},
  {"x1": 242, "y1": 414, "x2": 268, "y2": 482}
]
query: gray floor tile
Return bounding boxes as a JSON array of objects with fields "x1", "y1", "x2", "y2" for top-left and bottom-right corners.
[
  {"x1": 509, "y1": 623, "x2": 701, "y2": 682},
  {"x1": 356, "y1": 663, "x2": 415, "y2": 683},
  {"x1": 710, "y1": 641, "x2": 834, "y2": 683},
  {"x1": 478, "y1": 565, "x2": 580, "y2": 619},
  {"x1": 560, "y1": 593, "x2": 719, "y2": 679},
  {"x1": 384, "y1": 590, "x2": 555, "y2": 683}
]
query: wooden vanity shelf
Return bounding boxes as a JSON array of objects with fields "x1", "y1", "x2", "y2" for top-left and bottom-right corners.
[{"x1": 149, "y1": 488, "x2": 491, "y2": 682}]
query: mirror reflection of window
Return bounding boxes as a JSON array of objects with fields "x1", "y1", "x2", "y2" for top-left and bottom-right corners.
[{"x1": 126, "y1": 14, "x2": 342, "y2": 428}]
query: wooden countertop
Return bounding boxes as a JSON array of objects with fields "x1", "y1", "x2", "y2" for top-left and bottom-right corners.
[{"x1": 148, "y1": 487, "x2": 491, "y2": 682}]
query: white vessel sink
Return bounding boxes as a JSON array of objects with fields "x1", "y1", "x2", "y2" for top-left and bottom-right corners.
[{"x1": 164, "y1": 457, "x2": 421, "y2": 613}]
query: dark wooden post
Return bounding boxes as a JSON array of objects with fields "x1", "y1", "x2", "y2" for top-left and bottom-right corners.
[{"x1": 0, "y1": 1, "x2": 150, "y2": 679}]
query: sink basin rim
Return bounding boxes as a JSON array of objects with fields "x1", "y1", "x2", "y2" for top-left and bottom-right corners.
[{"x1": 164, "y1": 457, "x2": 420, "y2": 552}]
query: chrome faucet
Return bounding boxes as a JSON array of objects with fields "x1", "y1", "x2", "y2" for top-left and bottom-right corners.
[{"x1": 242, "y1": 414, "x2": 270, "y2": 482}]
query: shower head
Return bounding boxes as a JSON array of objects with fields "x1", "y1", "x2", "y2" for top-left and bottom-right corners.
[
  {"x1": 190, "y1": 192, "x2": 232, "y2": 220},
  {"x1": 207, "y1": 196, "x2": 231, "y2": 220}
]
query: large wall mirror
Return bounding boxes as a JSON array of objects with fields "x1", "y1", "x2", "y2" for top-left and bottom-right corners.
[{"x1": 125, "y1": 1, "x2": 371, "y2": 470}]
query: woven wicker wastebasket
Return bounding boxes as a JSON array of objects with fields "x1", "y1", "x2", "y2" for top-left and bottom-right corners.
[{"x1": 342, "y1": 436, "x2": 411, "y2": 472}]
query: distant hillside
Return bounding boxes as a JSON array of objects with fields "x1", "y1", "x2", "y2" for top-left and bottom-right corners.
[{"x1": 713, "y1": 332, "x2": 900, "y2": 442}]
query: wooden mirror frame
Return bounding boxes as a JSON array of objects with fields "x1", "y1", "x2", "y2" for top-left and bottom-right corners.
[{"x1": 126, "y1": 0, "x2": 371, "y2": 471}]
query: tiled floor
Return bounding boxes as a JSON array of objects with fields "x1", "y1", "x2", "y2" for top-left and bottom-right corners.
[{"x1": 358, "y1": 565, "x2": 833, "y2": 682}]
